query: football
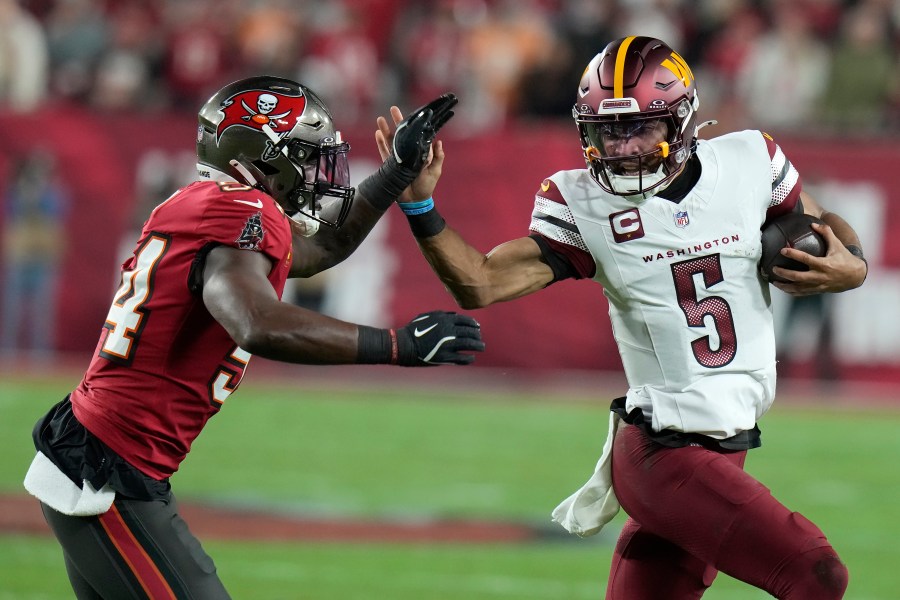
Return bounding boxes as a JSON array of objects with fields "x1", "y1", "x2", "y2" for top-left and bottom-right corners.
[{"x1": 759, "y1": 212, "x2": 827, "y2": 283}]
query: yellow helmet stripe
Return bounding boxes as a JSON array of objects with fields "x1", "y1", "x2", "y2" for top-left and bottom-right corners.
[{"x1": 614, "y1": 36, "x2": 636, "y2": 99}]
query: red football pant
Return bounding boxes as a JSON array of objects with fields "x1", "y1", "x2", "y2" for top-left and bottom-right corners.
[{"x1": 607, "y1": 424, "x2": 848, "y2": 599}]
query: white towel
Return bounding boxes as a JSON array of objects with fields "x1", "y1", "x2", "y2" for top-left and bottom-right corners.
[
  {"x1": 551, "y1": 411, "x2": 622, "y2": 537},
  {"x1": 23, "y1": 451, "x2": 115, "y2": 516}
]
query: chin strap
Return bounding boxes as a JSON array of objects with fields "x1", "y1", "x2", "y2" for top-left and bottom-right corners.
[
  {"x1": 695, "y1": 120, "x2": 718, "y2": 136},
  {"x1": 228, "y1": 160, "x2": 259, "y2": 186}
]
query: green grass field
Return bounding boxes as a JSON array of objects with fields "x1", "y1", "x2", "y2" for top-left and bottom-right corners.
[{"x1": 2, "y1": 374, "x2": 899, "y2": 599}]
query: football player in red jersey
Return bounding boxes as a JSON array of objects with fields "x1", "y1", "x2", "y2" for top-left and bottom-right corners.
[
  {"x1": 23, "y1": 76, "x2": 483, "y2": 599},
  {"x1": 376, "y1": 38, "x2": 866, "y2": 599}
]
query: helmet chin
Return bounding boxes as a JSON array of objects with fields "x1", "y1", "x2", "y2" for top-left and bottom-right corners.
[
  {"x1": 605, "y1": 164, "x2": 671, "y2": 201},
  {"x1": 289, "y1": 211, "x2": 320, "y2": 237}
]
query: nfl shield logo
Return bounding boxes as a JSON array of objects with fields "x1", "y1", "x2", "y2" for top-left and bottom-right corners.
[{"x1": 674, "y1": 210, "x2": 690, "y2": 228}]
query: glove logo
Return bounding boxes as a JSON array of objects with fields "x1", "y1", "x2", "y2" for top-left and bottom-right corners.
[{"x1": 414, "y1": 323, "x2": 438, "y2": 337}]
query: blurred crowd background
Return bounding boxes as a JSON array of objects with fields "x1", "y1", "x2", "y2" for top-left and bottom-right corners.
[
  {"x1": 2, "y1": 0, "x2": 900, "y2": 135},
  {"x1": 2, "y1": 0, "x2": 900, "y2": 384}
]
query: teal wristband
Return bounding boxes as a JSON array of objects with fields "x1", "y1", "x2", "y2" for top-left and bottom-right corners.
[{"x1": 398, "y1": 198, "x2": 434, "y2": 216}]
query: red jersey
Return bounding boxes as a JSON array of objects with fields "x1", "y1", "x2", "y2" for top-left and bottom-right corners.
[{"x1": 71, "y1": 181, "x2": 293, "y2": 480}]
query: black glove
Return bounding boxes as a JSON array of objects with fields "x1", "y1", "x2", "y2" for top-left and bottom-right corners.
[
  {"x1": 391, "y1": 93, "x2": 458, "y2": 171},
  {"x1": 395, "y1": 310, "x2": 484, "y2": 366},
  {"x1": 358, "y1": 93, "x2": 459, "y2": 210}
]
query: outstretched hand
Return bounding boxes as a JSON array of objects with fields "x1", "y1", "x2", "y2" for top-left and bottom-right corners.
[
  {"x1": 772, "y1": 222, "x2": 868, "y2": 296},
  {"x1": 375, "y1": 95, "x2": 456, "y2": 203},
  {"x1": 395, "y1": 310, "x2": 484, "y2": 366},
  {"x1": 389, "y1": 93, "x2": 457, "y2": 169},
  {"x1": 358, "y1": 94, "x2": 457, "y2": 210}
]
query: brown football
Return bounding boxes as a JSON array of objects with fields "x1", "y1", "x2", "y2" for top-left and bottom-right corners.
[{"x1": 759, "y1": 213, "x2": 826, "y2": 283}]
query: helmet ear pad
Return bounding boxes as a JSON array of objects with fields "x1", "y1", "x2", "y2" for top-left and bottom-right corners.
[
  {"x1": 237, "y1": 154, "x2": 314, "y2": 216},
  {"x1": 248, "y1": 156, "x2": 288, "y2": 197}
]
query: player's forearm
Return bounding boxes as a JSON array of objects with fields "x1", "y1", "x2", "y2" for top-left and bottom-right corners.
[
  {"x1": 230, "y1": 301, "x2": 485, "y2": 367},
  {"x1": 240, "y1": 307, "x2": 362, "y2": 363},
  {"x1": 318, "y1": 197, "x2": 387, "y2": 267},
  {"x1": 204, "y1": 270, "x2": 360, "y2": 363},
  {"x1": 415, "y1": 227, "x2": 494, "y2": 309},
  {"x1": 397, "y1": 192, "x2": 553, "y2": 307},
  {"x1": 416, "y1": 228, "x2": 549, "y2": 309},
  {"x1": 819, "y1": 210, "x2": 862, "y2": 251},
  {"x1": 289, "y1": 199, "x2": 386, "y2": 277},
  {"x1": 820, "y1": 210, "x2": 867, "y2": 289},
  {"x1": 801, "y1": 192, "x2": 864, "y2": 255}
]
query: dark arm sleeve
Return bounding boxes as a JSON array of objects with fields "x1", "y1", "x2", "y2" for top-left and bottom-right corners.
[{"x1": 529, "y1": 234, "x2": 589, "y2": 283}]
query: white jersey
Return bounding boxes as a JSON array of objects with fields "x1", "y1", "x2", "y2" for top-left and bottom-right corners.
[{"x1": 530, "y1": 130, "x2": 802, "y2": 439}]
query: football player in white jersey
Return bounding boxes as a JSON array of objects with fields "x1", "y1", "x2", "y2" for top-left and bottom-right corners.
[{"x1": 375, "y1": 37, "x2": 866, "y2": 599}]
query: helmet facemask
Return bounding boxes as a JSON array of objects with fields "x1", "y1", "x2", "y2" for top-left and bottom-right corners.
[
  {"x1": 254, "y1": 125, "x2": 355, "y2": 230},
  {"x1": 576, "y1": 97, "x2": 697, "y2": 201}
]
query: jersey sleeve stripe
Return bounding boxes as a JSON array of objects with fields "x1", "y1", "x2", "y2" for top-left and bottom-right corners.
[
  {"x1": 771, "y1": 153, "x2": 789, "y2": 189},
  {"x1": 531, "y1": 196, "x2": 589, "y2": 251},
  {"x1": 534, "y1": 212, "x2": 580, "y2": 234},
  {"x1": 529, "y1": 218, "x2": 589, "y2": 253},
  {"x1": 769, "y1": 145, "x2": 787, "y2": 184},
  {"x1": 771, "y1": 159, "x2": 800, "y2": 208},
  {"x1": 534, "y1": 196, "x2": 576, "y2": 224},
  {"x1": 769, "y1": 144, "x2": 801, "y2": 209}
]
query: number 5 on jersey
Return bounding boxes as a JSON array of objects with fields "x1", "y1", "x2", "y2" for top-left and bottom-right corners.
[{"x1": 100, "y1": 234, "x2": 169, "y2": 364}]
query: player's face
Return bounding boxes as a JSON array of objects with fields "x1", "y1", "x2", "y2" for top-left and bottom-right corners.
[
  {"x1": 596, "y1": 119, "x2": 669, "y2": 175},
  {"x1": 283, "y1": 138, "x2": 353, "y2": 227}
]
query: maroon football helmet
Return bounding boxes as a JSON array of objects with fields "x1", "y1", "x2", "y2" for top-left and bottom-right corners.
[
  {"x1": 573, "y1": 36, "x2": 700, "y2": 200},
  {"x1": 196, "y1": 76, "x2": 354, "y2": 230}
]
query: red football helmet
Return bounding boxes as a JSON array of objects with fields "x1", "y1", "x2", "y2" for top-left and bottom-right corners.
[{"x1": 573, "y1": 36, "x2": 700, "y2": 200}]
